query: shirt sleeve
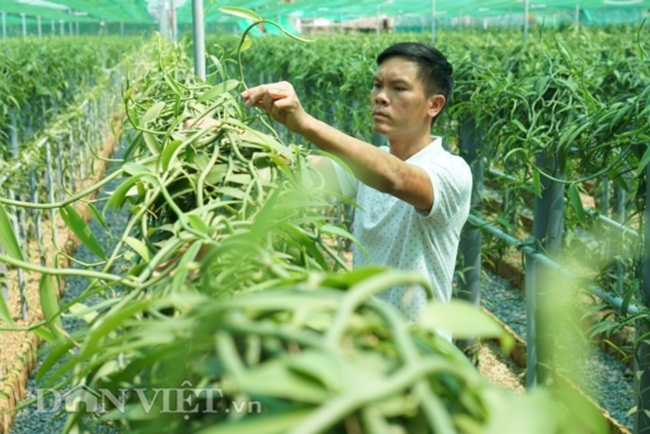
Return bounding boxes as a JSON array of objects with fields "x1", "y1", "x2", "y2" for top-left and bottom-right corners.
[
  {"x1": 414, "y1": 156, "x2": 473, "y2": 221},
  {"x1": 331, "y1": 159, "x2": 359, "y2": 200}
]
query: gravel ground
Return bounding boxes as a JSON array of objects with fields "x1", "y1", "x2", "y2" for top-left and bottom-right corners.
[
  {"x1": 480, "y1": 269, "x2": 634, "y2": 429},
  {"x1": 11, "y1": 150, "x2": 129, "y2": 434}
]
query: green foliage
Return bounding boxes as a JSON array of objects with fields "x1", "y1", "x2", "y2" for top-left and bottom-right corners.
[
  {"x1": 0, "y1": 36, "x2": 140, "y2": 151},
  {"x1": 0, "y1": 203, "x2": 24, "y2": 262},
  {"x1": 38, "y1": 274, "x2": 63, "y2": 339},
  {"x1": 60, "y1": 205, "x2": 108, "y2": 261},
  {"x1": 0, "y1": 26, "x2": 624, "y2": 434}
]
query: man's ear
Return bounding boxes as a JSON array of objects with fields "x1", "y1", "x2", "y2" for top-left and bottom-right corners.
[{"x1": 427, "y1": 94, "x2": 446, "y2": 118}]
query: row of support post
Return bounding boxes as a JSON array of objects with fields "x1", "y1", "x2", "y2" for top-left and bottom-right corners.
[
  {"x1": 457, "y1": 116, "x2": 483, "y2": 357},
  {"x1": 0, "y1": 14, "x2": 125, "y2": 38},
  {"x1": 636, "y1": 163, "x2": 650, "y2": 433},
  {"x1": 458, "y1": 111, "x2": 649, "y2": 433},
  {"x1": 1, "y1": 97, "x2": 107, "y2": 322},
  {"x1": 159, "y1": 0, "x2": 178, "y2": 41},
  {"x1": 458, "y1": 116, "x2": 483, "y2": 315}
]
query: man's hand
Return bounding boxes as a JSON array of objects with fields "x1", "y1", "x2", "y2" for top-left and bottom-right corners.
[
  {"x1": 184, "y1": 117, "x2": 221, "y2": 130},
  {"x1": 241, "y1": 82, "x2": 311, "y2": 134}
]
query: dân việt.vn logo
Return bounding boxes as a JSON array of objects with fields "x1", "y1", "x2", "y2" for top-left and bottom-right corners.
[{"x1": 35, "y1": 381, "x2": 263, "y2": 419}]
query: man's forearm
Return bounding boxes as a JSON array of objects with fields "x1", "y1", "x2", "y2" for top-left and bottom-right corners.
[{"x1": 298, "y1": 115, "x2": 401, "y2": 194}]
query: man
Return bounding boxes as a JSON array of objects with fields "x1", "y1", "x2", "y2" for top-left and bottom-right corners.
[{"x1": 242, "y1": 42, "x2": 472, "y2": 322}]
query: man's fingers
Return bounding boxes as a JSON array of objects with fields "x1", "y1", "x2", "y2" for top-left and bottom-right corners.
[
  {"x1": 241, "y1": 83, "x2": 291, "y2": 108},
  {"x1": 266, "y1": 87, "x2": 289, "y2": 98},
  {"x1": 185, "y1": 117, "x2": 220, "y2": 129},
  {"x1": 241, "y1": 85, "x2": 272, "y2": 107}
]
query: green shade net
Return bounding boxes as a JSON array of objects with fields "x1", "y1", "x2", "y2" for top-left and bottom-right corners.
[
  {"x1": 175, "y1": 0, "x2": 649, "y2": 31},
  {"x1": 0, "y1": 0, "x2": 648, "y2": 29},
  {"x1": 0, "y1": 0, "x2": 98, "y2": 23},
  {"x1": 0, "y1": 0, "x2": 152, "y2": 24}
]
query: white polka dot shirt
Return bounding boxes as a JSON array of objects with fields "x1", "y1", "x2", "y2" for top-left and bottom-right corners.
[{"x1": 333, "y1": 137, "x2": 472, "y2": 322}]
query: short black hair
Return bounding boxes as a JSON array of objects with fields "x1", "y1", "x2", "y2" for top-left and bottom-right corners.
[{"x1": 377, "y1": 42, "x2": 454, "y2": 124}]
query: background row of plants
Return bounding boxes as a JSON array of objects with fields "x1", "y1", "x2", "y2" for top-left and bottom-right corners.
[
  {"x1": 0, "y1": 33, "x2": 608, "y2": 433},
  {"x1": 0, "y1": 36, "x2": 143, "y2": 158}
]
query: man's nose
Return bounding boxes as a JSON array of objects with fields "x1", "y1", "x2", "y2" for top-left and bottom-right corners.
[{"x1": 373, "y1": 89, "x2": 389, "y2": 105}]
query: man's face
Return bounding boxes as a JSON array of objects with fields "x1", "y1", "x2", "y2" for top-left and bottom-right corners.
[{"x1": 370, "y1": 56, "x2": 435, "y2": 140}]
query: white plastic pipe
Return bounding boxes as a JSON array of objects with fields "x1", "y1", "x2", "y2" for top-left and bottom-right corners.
[
  {"x1": 192, "y1": 0, "x2": 206, "y2": 80},
  {"x1": 170, "y1": 0, "x2": 177, "y2": 40},
  {"x1": 375, "y1": 4, "x2": 380, "y2": 39},
  {"x1": 523, "y1": 0, "x2": 529, "y2": 40},
  {"x1": 431, "y1": 0, "x2": 436, "y2": 43}
]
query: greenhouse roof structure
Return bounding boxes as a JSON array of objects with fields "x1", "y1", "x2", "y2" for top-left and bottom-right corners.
[{"x1": 0, "y1": 0, "x2": 648, "y2": 26}]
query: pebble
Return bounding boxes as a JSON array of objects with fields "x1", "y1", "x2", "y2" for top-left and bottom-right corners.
[{"x1": 479, "y1": 269, "x2": 634, "y2": 428}]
